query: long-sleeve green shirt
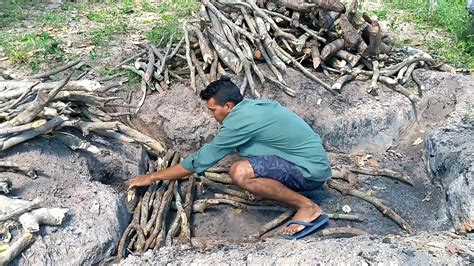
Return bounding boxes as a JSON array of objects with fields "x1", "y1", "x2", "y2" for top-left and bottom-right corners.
[{"x1": 181, "y1": 99, "x2": 332, "y2": 181}]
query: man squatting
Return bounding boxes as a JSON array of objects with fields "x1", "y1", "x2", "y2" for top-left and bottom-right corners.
[{"x1": 128, "y1": 77, "x2": 332, "y2": 238}]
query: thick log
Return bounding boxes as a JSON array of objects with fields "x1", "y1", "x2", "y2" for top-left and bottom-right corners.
[
  {"x1": 0, "y1": 75, "x2": 70, "y2": 129},
  {"x1": 320, "y1": 39, "x2": 345, "y2": 61},
  {"x1": 18, "y1": 207, "x2": 68, "y2": 233},
  {"x1": 0, "y1": 196, "x2": 41, "y2": 222},
  {"x1": 0, "y1": 80, "x2": 101, "y2": 101},
  {"x1": 0, "y1": 233, "x2": 35, "y2": 266},
  {"x1": 0, "y1": 116, "x2": 67, "y2": 151},
  {"x1": 207, "y1": 28, "x2": 242, "y2": 74},
  {"x1": 194, "y1": 28, "x2": 214, "y2": 64},
  {"x1": 338, "y1": 14, "x2": 361, "y2": 51}
]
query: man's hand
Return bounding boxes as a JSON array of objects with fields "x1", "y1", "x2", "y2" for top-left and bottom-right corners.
[
  {"x1": 126, "y1": 163, "x2": 193, "y2": 191},
  {"x1": 128, "y1": 175, "x2": 153, "y2": 190}
]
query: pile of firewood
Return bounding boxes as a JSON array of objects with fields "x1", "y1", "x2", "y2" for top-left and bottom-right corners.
[
  {"x1": 121, "y1": 0, "x2": 455, "y2": 107},
  {"x1": 0, "y1": 63, "x2": 166, "y2": 154},
  {"x1": 0, "y1": 62, "x2": 170, "y2": 263},
  {"x1": 119, "y1": 150, "x2": 417, "y2": 257}
]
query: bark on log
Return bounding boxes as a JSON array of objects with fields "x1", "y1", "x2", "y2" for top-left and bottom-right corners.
[{"x1": 0, "y1": 232, "x2": 35, "y2": 266}]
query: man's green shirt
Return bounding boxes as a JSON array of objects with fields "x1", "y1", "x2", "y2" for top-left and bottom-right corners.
[{"x1": 182, "y1": 99, "x2": 332, "y2": 181}]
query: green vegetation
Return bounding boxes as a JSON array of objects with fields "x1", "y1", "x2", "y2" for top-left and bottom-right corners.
[
  {"x1": 88, "y1": 22, "x2": 129, "y2": 46},
  {"x1": 83, "y1": 2, "x2": 141, "y2": 49},
  {"x1": 0, "y1": 0, "x2": 45, "y2": 28},
  {"x1": 382, "y1": 0, "x2": 473, "y2": 68},
  {"x1": 0, "y1": 32, "x2": 64, "y2": 73},
  {"x1": 35, "y1": 11, "x2": 70, "y2": 27},
  {"x1": 147, "y1": 0, "x2": 198, "y2": 44}
]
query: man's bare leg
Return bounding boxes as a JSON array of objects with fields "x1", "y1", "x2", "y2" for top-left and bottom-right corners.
[{"x1": 229, "y1": 160, "x2": 322, "y2": 236}]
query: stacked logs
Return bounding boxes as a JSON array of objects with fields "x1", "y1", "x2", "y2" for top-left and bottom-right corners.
[
  {"x1": 120, "y1": 152, "x2": 418, "y2": 257},
  {"x1": 118, "y1": 151, "x2": 194, "y2": 257},
  {"x1": 121, "y1": 0, "x2": 454, "y2": 105},
  {"x1": 0, "y1": 63, "x2": 170, "y2": 263},
  {"x1": 0, "y1": 63, "x2": 166, "y2": 154}
]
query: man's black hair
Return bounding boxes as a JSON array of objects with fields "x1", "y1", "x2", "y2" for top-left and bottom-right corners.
[{"x1": 199, "y1": 76, "x2": 243, "y2": 106}]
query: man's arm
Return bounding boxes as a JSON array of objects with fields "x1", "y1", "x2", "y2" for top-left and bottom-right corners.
[
  {"x1": 128, "y1": 163, "x2": 192, "y2": 190},
  {"x1": 129, "y1": 124, "x2": 251, "y2": 190}
]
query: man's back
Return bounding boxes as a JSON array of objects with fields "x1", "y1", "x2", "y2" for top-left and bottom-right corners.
[{"x1": 223, "y1": 99, "x2": 331, "y2": 181}]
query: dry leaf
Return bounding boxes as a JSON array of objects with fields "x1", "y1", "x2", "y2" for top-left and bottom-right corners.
[
  {"x1": 368, "y1": 158, "x2": 380, "y2": 167},
  {"x1": 445, "y1": 243, "x2": 457, "y2": 254}
]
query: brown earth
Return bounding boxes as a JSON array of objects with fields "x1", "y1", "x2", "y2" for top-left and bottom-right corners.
[{"x1": 0, "y1": 1, "x2": 473, "y2": 265}]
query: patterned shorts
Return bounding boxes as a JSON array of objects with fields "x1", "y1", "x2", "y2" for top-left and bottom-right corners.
[{"x1": 248, "y1": 155, "x2": 325, "y2": 192}]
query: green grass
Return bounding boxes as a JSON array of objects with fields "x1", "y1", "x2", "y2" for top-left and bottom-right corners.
[
  {"x1": 88, "y1": 22, "x2": 129, "y2": 46},
  {"x1": 0, "y1": 31, "x2": 65, "y2": 73},
  {"x1": 83, "y1": 2, "x2": 139, "y2": 49},
  {"x1": 0, "y1": 0, "x2": 46, "y2": 28},
  {"x1": 35, "y1": 11, "x2": 70, "y2": 27},
  {"x1": 147, "y1": 0, "x2": 198, "y2": 44},
  {"x1": 383, "y1": 0, "x2": 473, "y2": 68}
]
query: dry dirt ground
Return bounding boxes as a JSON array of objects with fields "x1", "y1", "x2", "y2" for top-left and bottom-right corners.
[{"x1": 1, "y1": 1, "x2": 473, "y2": 265}]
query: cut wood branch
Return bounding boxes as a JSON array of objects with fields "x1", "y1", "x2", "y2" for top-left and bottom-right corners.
[
  {"x1": 327, "y1": 213, "x2": 364, "y2": 222},
  {"x1": 250, "y1": 209, "x2": 295, "y2": 238},
  {"x1": 0, "y1": 232, "x2": 35, "y2": 266},
  {"x1": 26, "y1": 59, "x2": 81, "y2": 80},
  {"x1": 0, "y1": 74, "x2": 70, "y2": 129},
  {"x1": 318, "y1": 227, "x2": 368, "y2": 237},
  {"x1": 200, "y1": 178, "x2": 256, "y2": 201},
  {"x1": 183, "y1": 21, "x2": 196, "y2": 92},
  {"x1": 0, "y1": 161, "x2": 38, "y2": 179},
  {"x1": 347, "y1": 166, "x2": 415, "y2": 186},
  {"x1": 327, "y1": 180, "x2": 414, "y2": 233}
]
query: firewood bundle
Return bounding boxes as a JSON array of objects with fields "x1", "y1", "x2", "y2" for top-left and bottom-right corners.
[
  {"x1": 122, "y1": 0, "x2": 454, "y2": 105},
  {"x1": 120, "y1": 151, "x2": 303, "y2": 256},
  {"x1": 0, "y1": 66, "x2": 166, "y2": 154},
  {"x1": 120, "y1": 153, "x2": 419, "y2": 257}
]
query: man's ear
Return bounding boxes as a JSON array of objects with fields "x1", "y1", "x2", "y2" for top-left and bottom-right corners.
[{"x1": 225, "y1": 102, "x2": 235, "y2": 110}]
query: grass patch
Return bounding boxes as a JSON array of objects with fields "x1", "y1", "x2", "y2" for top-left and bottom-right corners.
[
  {"x1": 383, "y1": 0, "x2": 473, "y2": 68},
  {"x1": 87, "y1": 9, "x2": 113, "y2": 23},
  {"x1": 0, "y1": 0, "x2": 45, "y2": 28},
  {"x1": 88, "y1": 22, "x2": 129, "y2": 46},
  {"x1": 371, "y1": 9, "x2": 389, "y2": 20},
  {"x1": 84, "y1": 3, "x2": 138, "y2": 48},
  {"x1": 35, "y1": 11, "x2": 70, "y2": 27},
  {"x1": 0, "y1": 31, "x2": 65, "y2": 73},
  {"x1": 147, "y1": 0, "x2": 198, "y2": 44}
]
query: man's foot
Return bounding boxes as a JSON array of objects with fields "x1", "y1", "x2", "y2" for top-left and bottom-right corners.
[{"x1": 280, "y1": 203, "x2": 321, "y2": 236}]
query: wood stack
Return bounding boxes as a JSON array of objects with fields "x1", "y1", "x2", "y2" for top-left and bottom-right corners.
[
  {"x1": 122, "y1": 0, "x2": 454, "y2": 106},
  {"x1": 0, "y1": 63, "x2": 166, "y2": 154}
]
